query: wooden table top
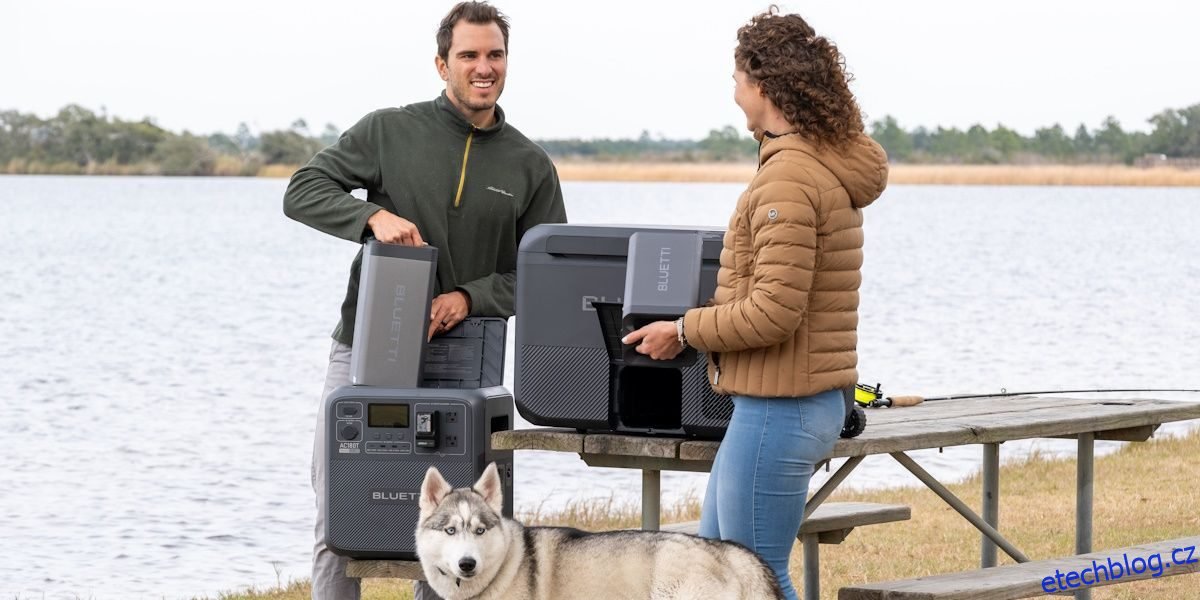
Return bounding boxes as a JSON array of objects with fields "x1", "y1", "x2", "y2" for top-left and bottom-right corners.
[{"x1": 493, "y1": 396, "x2": 1200, "y2": 463}]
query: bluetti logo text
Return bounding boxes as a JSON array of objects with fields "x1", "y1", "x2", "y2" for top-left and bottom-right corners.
[
  {"x1": 657, "y1": 246, "x2": 671, "y2": 292},
  {"x1": 370, "y1": 489, "x2": 421, "y2": 504},
  {"x1": 387, "y1": 284, "x2": 407, "y2": 362},
  {"x1": 582, "y1": 296, "x2": 622, "y2": 311}
]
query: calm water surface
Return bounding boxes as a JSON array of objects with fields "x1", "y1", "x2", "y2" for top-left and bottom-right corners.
[{"x1": 1, "y1": 176, "x2": 1197, "y2": 599}]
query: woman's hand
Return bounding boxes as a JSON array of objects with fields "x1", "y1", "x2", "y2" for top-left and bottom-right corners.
[{"x1": 622, "y1": 321, "x2": 684, "y2": 360}]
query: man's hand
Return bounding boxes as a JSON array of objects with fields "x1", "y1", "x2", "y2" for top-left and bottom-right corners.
[
  {"x1": 367, "y1": 210, "x2": 425, "y2": 246},
  {"x1": 622, "y1": 321, "x2": 684, "y2": 361},
  {"x1": 428, "y1": 290, "x2": 471, "y2": 340}
]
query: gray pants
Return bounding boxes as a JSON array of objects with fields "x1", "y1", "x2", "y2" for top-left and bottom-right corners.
[{"x1": 311, "y1": 340, "x2": 442, "y2": 600}]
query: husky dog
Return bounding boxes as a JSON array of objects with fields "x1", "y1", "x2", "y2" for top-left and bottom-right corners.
[{"x1": 416, "y1": 463, "x2": 785, "y2": 600}]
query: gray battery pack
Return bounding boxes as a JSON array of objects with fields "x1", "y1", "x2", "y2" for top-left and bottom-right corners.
[
  {"x1": 621, "y1": 231, "x2": 702, "y2": 367},
  {"x1": 623, "y1": 231, "x2": 703, "y2": 324},
  {"x1": 350, "y1": 240, "x2": 438, "y2": 387}
]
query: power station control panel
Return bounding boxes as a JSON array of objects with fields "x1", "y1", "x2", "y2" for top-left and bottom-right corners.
[{"x1": 333, "y1": 400, "x2": 468, "y2": 457}]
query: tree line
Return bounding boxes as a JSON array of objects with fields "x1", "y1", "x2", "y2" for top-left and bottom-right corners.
[
  {"x1": 870, "y1": 104, "x2": 1200, "y2": 164},
  {"x1": 0, "y1": 106, "x2": 337, "y2": 176},
  {"x1": 1, "y1": 103, "x2": 1196, "y2": 176}
]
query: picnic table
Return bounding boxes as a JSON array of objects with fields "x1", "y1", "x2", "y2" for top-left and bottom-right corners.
[{"x1": 493, "y1": 395, "x2": 1200, "y2": 600}]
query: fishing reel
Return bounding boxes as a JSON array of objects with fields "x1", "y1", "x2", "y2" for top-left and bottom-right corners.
[{"x1": 854, "y1": 382, "x2": 884, "y2": 407}]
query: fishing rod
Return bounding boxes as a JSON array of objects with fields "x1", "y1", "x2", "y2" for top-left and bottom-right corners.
[{"x1": 854, "y1": 385, "x2": 1200, "y2": 409}]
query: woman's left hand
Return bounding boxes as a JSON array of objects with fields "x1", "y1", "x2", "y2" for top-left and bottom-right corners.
[{"x1": 622, "y1": 321, "x2": 684, "y2": 360}]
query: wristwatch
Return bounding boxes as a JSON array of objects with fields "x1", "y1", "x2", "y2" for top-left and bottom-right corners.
[{"x1": 674, "y1": 317, "x2": 688, "y2": 348}]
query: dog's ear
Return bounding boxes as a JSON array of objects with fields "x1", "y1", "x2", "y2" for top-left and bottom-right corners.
[
  {"x1": 472, "y1": 462, "x2": 504, "y2": 514},
  {"x1": 420, "y1": 466, "x2": 453, "y2": 514}
]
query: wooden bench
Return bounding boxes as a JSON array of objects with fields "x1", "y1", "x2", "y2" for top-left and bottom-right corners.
[
  {"x1": 349, "y1": 501, "x2": 911, "y2": 600},
  {"x1": 839, "y1": 535, "x2": 1200, "y2": 599}
]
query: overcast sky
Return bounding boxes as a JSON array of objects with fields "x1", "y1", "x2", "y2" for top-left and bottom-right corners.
[{"x1": 6, "y1": 0, "x2": 1198, "y2": 140}]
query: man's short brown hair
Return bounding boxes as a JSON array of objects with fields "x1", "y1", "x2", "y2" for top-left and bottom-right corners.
[{"x1": 437, "y1": 2, "x2": 510, "y2": 61}]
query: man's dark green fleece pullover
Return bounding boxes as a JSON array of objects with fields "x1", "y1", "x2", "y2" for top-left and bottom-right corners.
[{"x1": 283, "y1": 93, "x2": 567, "y2": 346}]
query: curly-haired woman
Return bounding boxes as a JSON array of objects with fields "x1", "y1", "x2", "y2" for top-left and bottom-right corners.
[{"x1": 622, "y1": 7, "x2": 889, "y2": 598}]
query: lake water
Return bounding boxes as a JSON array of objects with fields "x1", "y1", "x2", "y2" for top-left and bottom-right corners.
[{"x1": 1, "y1": 175, "x2": 1197, "y2": 599}]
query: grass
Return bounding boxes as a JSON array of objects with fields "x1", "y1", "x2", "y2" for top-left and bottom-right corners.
[
  {"x1": 554, "y1": 161, "x2": 758, "y2": 183},
  {"x1": 256, "y1": 164, "x2": 300, "y2": 178},
  {"x1": 884, "y1": 163, "x2": 1200, "y2": 187},
  {"x1": 821, "y1": 433, "x2": 1200, "y2": 599},
  {"x1": 551, "y1": 161, "x2": 1200, "y2": 187},
  {"x1": 206, "y1": 429, "x2": 1200, "y2": 600}
]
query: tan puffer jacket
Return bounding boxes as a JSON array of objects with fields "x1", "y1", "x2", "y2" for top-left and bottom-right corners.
[{"x1": 681, "y1": 132, "x2": 888, "y2": 398}]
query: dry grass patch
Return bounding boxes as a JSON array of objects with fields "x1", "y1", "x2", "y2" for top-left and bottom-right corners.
[
  {"x1": 518, "y1": 490, "x2": 703, "y2": 531},
  {"x1": 887, "y1": 164, "x2": 1200, "y2": 187},
  {"x1": 257, "y1": 164, "x2": 299, "y2": 178},
  {"x1": 554, "y1": 160, "x2": 757, "y2": 183},
  {"x1": 811, "y1": 431, "x2": 1200, "y2": 599},
  {"x1": 547, "y1": 160, "x2": 1200, "y2": 187}
]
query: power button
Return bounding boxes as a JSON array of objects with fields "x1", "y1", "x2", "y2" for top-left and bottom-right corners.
[{"x1": 336, "y1": 421, "x2": 361, "y2": 442}]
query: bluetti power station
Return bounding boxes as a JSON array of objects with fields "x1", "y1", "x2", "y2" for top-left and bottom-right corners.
[
  {"x1": 514, "y1": 224, "x2": 734, "y2": 438},
  {"x1": 515, "y1": 224, "x2": 867, "y2": 442},
  {"x1": 324, "y1": 385, "x2": 514, "y2": 559},
  {"x1": 325, "y1": 239, "x2": 512, "y2": 559}
]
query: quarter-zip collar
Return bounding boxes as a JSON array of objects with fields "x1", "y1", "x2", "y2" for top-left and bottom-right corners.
[
  {"x1": 434, "y1": 91, "x2": 506, "y2": 139},
  {"x1": 435, "y1": 92, "x2": 506, "y2": 208}
]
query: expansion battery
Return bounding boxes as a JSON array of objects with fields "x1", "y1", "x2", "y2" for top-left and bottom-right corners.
[{"x1": 349, "y1": 240, "x2": 438, "y2": 388}]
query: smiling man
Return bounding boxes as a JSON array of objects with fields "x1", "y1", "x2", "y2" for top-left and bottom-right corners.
[{"x1": 282, "y1": 3, "x2": 566, "y2": 599}]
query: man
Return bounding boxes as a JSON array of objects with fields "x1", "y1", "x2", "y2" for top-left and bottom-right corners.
[{"x1": 282, "y1": 3, "x2": 566, "y2": 598}]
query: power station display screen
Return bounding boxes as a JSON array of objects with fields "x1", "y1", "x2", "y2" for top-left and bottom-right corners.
[{"x1": 368, "y1": 404, "x2": 410, "y2": 428}]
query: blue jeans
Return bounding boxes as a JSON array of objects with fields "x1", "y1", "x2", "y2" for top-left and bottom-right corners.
[{"x1": 698, "y1": 389, "x2": 845, "y2": 600}]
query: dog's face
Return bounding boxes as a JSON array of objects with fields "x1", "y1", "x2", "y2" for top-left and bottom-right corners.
[{"x1": 416, "y1": 463, "x2": 510, "y2": 595}]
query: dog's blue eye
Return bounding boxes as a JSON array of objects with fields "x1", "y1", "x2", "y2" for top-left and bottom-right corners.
[
  {"x1": 474, "y1": 527, "x2": 486, "y2": 535},
  {"x1": 445, "y1": 527, "x2": 456, "y2": 535}
]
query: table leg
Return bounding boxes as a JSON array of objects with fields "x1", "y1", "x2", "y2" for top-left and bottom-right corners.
[
  {"x1": 804, "y1": 455, "x2": 864, "y2": 519},
  {"x1": 891, "y1": 451, "x2": 1030, "y2": 563},
  {"x1": 982, "y1": 442, "x2": 1000, "y2": 568},
  {"x1": 642, "y1": 469, "x2": 660, "y2": 531},
  {"x1": 802, "y1": 533, "x2": 820, "y2": 600},
  {"x1": 1075, "y1": 433, "x2": 1094, "y2": 600}
]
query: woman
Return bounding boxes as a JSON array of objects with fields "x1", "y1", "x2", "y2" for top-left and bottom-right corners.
[{"x1": 621, "y1": 7, "x2": 888, "y2": 598}]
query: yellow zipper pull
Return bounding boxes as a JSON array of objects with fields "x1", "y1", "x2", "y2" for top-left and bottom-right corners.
[{"x1": 453, "y1": 129, "x2": 475, "y2": 208}]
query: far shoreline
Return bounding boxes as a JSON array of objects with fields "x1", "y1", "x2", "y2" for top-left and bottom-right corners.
[
  {"x1": 547, "y1": 161, "x2": 1200, "y2": 187},
  {"x1": 4, "y1": 162, "x2": 1200, "y2": 187}
]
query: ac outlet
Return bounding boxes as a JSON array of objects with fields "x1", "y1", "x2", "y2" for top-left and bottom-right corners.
[
  {"x1": 446, "y1": 411, "x2": 459, "y2": 424},
  {"x1": 446, "y1": 435, "x2": 459, "y2": 448}
]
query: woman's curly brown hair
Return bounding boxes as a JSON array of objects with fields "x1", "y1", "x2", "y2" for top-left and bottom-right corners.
[{"x1": 735, "y1": 6, "x2": 864, "y2": 149}]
